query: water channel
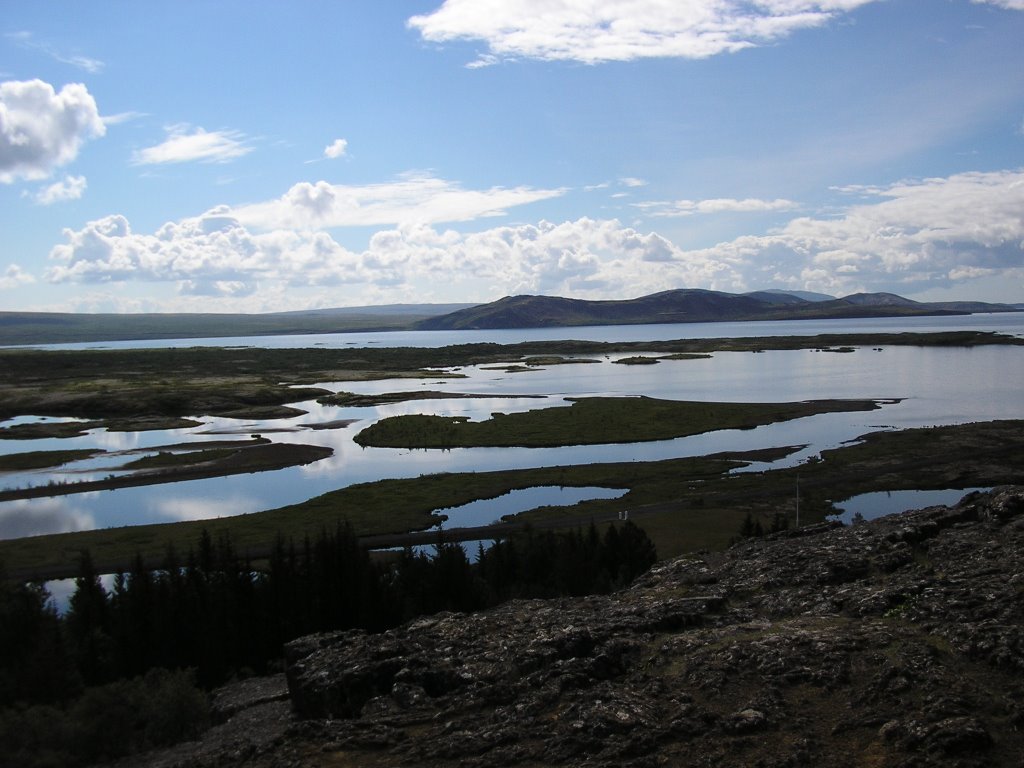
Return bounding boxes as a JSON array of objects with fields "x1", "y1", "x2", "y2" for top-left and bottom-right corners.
[{"x1": 2, "y1": 314, "x2": 1022, "y2": 540}]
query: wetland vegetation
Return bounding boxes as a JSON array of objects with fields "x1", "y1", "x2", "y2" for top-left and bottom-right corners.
[
  {"x1": 2, "y1": 419, "x2": 1021, "y2": 581},
  {"x1": 0, "y1": 440, "x2": 332, "y2": 503},
  {"x1": 353, "y1": 396, "x2": 885, "y2": 448},
  {"x1": 1, "y1": 330, "x2": 1022, "y2": 581},
  {"x1": 0, "y1": 330, "x2": 1016, "y2": 423},
  {"x1": 0, "y1": 449, "x2": 99, "y2": 471},
  {"x1": 1, "y1": 327, "x2": 1023, "y2": 768}
]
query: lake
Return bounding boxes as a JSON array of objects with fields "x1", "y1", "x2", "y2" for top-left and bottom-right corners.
[
  {"x1": 16, "y1": 311, "x2": 1024, "y2": 351},
  {"x1": 1, "y1": 313, "x2": 1022, "y2": 539}
]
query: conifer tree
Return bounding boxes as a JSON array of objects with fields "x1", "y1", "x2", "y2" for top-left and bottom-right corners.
[{"x1": 65, "y1": 550, "x2": 113, "y2": 686}]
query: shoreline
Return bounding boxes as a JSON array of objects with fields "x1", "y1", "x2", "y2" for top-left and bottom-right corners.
[{"x1": 0, "y1": 442, "x2": 332, "y2": 503}]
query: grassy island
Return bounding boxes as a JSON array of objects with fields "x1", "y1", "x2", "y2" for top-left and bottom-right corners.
[
  {"x1": 0, "y1": 330, "x2": 1016, "y2": 424},
  {"x1": 353, "y1": 396, "x2": 886, "y2": 448},
  {"x1": 2, "y1": 419, "x2": 1021, "y2": 581},
  {"x1": 0, "y1": 331, "x2": 1022, "y2": 581}
]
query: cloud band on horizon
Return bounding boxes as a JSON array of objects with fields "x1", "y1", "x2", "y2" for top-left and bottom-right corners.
[{"x1": 39, "y1": 168, "x2": 1024, "y2": 307}]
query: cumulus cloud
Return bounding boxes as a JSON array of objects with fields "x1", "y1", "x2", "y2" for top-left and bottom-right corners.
[
  {"x1": 0, "y1": 264, "x2": 36, "y2": 289},
  {"x1": 408, "y1": 0, "x2": 881, "y2": 65},
  {"x1": 324, "y1": 138, "x2": 348, "y2": 159},
  {"x1": 647, "y1": 197, "x2": 800, "y2": 217},
  {"x1": 45, "y1": 206, "x2": 736, "y2": 299},
  {"x1": 679, "y1": 169, "x2": 1024, "y2": 295},
  {"x1": 0, "y1": 79, "x2": 105, "y2": 183},
  {"x1": 32, "y1": 174, "x2": 86, "y2": 204},
  {"x1": 411, "y1": 1, "x2": 1024, "y2": 66},
  {"x1": 132, "y1": 125, "x2": 252, "y2": 165},
  {"x1": 231, "y1": 173, "x2": 565, "y2": 229},
  {"x1": 43, "y1": 168, "x2": 1024, "y2": 303}
]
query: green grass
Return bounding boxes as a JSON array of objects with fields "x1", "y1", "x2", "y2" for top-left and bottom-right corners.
[
  {"x1": 0, "y1": 442, "x2": 330, "y2": 505},
  {"x1": 521, "y1": 355, "x2": 601, "y2": 366},
  {"x1": 353, "y1": 396, "x2": 883, "y2": 448},
  {"x1": 2, "y1": 419, "x2": 1023, "y2": 581},
  {"x1": 0, "y1": 451, "x2": 767, "y2": 580},
  {"x1": 0, "y1": 331, "x2": 1016, "y2": 423},
  {"x1": 316, "y1": 390, "x2": 543, "y2": 407},
  {"x1": 123, "y1": 448, "x2": 238, "y2": 470},
  {"x1": 661, "y1": 353, "x2": 713, "y2": 361},
  {"x1": 0, "y1": 449, "x2": 98, "y2": 471},
  {"x1": 0, "y1": 334, "x2": 1021, "y2": 581}
]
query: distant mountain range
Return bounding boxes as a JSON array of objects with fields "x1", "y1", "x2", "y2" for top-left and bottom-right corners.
[
  {"x1": 415, "y1": 289, "x2": 1023, "y2": 331},
  {"x1": 0, "y1": 303, "x2": 478, "y2": 346},
  {"x1": 2, "y1": 292, "x2": 1020, "y2": 346}
]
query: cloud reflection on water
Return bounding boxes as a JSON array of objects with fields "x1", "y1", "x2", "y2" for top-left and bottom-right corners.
[
  {"x1": 154, "y1": 493, "x2": 262, "y2": 522},
  {"x1": 0, "y1": 329, "x2": 1021, "y2": 536},
  {"x1": 0, "y1": 497, "x2": 95, "y2": 539}
]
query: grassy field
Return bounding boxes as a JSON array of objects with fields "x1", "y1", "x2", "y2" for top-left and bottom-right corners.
[
  {"x1": 0, "y1": 449, "x2": 98, "y2": 471},
  {"x1": 0, "y1": 331, "x2": 1017, "y2": 423},
  {"x1": 0, "y1": 441, "x2": 331, "y2": 503},
  {"x1": 353, "y1": 396, "x2": 884, "y2": 448},
  {"x1": 1, "y1": 332, "x2": 1021, "y2": 581},
  {"x1": 2, "y1": 419, "x2": 1021, "y2": 581}
]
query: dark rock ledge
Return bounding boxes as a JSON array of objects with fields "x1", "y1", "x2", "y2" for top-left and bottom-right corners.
[{"x1": 124, "y1": 486, "x2": 1024, "y2": 768}]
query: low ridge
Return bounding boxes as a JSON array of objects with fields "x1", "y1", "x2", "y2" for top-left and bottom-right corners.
[
  {"x1": 415, "y1": 288, "x2": 1017, "y2": 330},
  {"x1": 135, "y1": 486, "x2": 1024, "y2": 767}
]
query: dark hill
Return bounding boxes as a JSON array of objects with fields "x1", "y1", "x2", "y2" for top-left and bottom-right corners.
[
  {"x1": 753, "y1": 288, "x2": 836, "y2": 303},
  {"x1": 415, "y1": 289, "x2": 1017, "y2": 331},
  {"x1": 842, "y1": 292, "x2": 921, "y2": 307},
  {"x1": 742, "y1": 290, "x2": 817, "y2": 305},
  {"x1": 0, "y1": 304, "x2": 477, "y2": 346},
  {"x1": 416, "y1": 289, "x2": 774, "y2": 330}
]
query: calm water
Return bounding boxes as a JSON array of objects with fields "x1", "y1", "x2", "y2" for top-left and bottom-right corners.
[
  {"x1": 2, "y1": 315, "x2": 1022, "y2": 539},
  {"x1": 832, "y1": 488, "x2": 990, "y2": 524},
  {"x1": 12, "y1": 311, "x2": 1024, "y2": 351}
]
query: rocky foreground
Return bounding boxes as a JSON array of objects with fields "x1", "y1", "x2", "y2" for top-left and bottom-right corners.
[{"x1": 129, "y1": 487, "x2": 1024, "y2": 767}]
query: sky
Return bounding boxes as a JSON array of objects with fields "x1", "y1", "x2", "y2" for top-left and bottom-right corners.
[{"x1": 1, "y1": 0, "x2": 1023, "y2": 314}]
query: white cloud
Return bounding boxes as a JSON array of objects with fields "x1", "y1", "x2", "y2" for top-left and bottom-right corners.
[
  {"x1": 324, "y1": 138, "x2": 348, "y2": 159},
  {"x1": 178, "y1": 279, "x2": 256, "y2": 298},
  {"x1": 231, "y1": 173, "x2": 565, "y2": 229},
  {"x1": 102, "y1": 111, "x2": 146, "y2": 127},
  {"x1": 6, "y1": 32, "x2": 104, "y2": 73},
  {"x1": 679, "y1": 169, "x2": 1024, "y2": 295},
  {"x1": 619, "y1": 177, "x2": 648, "y2": 188},
  {"x1": 0, "y1": 79, "x2": 105, "y2": 183},
  {"x1": 0, "y1": 263, "x2": 36, "y2": 289},
  {"x1": 33, "y1": 174, "x2": 86, "y2": 204},
  {"x1": 42, "y1": 168, "x2": 1024, "y2": 305},
  {"x1": 44, "y1": 206, "x2": 732, "y2": 300},
  {"x1": 649, "y1": 197, "x2": 800, "y2": 217},
  {"x1": 408, "y1": 0, "x2": 880, "y2": 65},
  {"x1": 132, "y1": 125, "x2": 252, "y2": 165},
  {"x1": 975, "y1": 0, "x2": 1024, "y2": 9}
]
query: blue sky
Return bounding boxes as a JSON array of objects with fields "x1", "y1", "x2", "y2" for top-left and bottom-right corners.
[{"x1": 1, "y1": 0, "x2": 1023, "y2": 313}]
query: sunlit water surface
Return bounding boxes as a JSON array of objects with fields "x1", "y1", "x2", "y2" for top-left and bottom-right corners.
[{"x1": 2, "y1": 314, "x2": 1022, "y2": 539}]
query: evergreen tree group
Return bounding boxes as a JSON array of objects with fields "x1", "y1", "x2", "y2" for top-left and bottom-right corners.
[{"x1": 0, "y1": 519, "x2": 656, "y2": 767}]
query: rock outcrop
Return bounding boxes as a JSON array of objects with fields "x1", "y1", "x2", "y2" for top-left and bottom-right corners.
[{"x1": 129, "y1": 486, "x2": 1024, "y2": 767}]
